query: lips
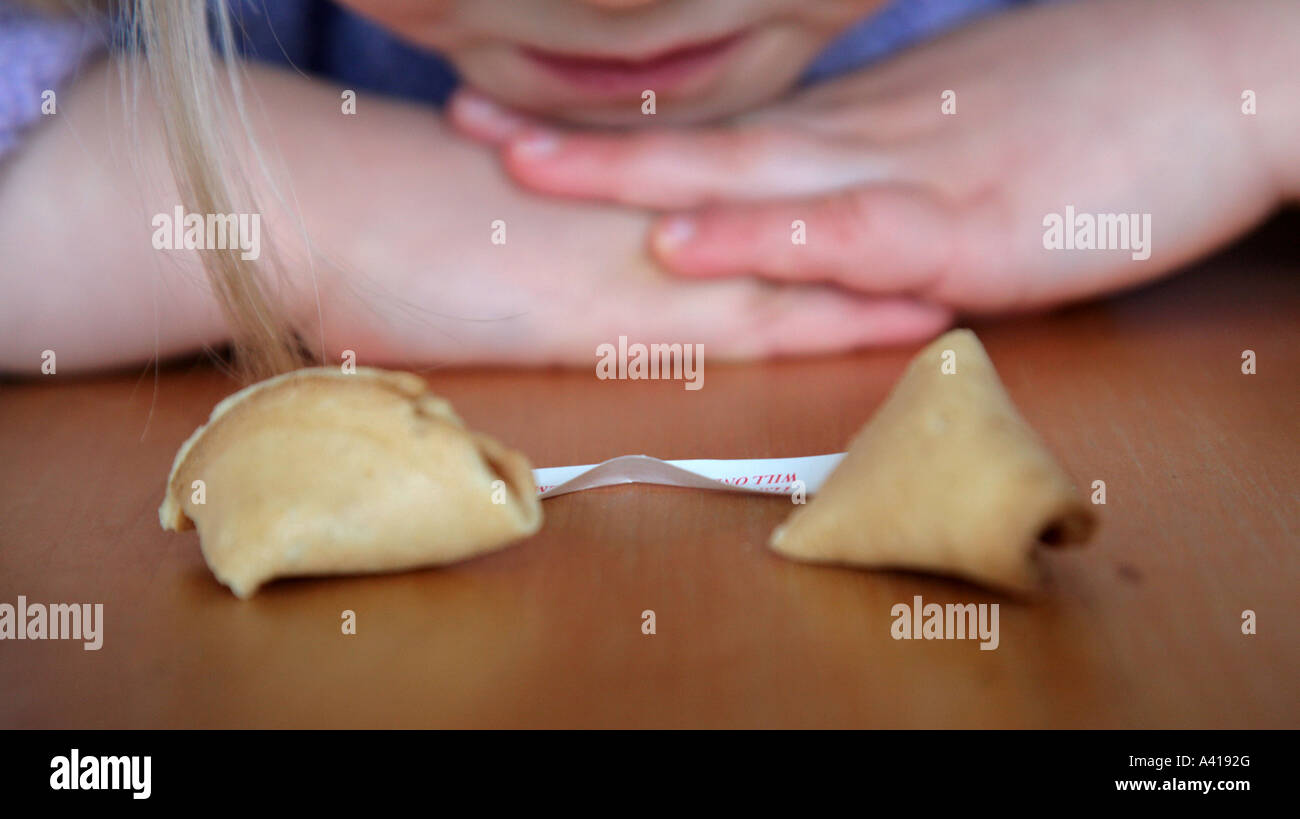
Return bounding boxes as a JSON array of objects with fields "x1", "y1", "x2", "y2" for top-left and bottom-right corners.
[{"x1": 521, "y1": 31, "x2": 748, "y2": 95}]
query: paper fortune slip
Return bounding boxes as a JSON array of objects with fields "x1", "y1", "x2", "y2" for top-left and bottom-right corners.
[{"x1": 532, "y1": 454, "x2": 846, "y2": 499}]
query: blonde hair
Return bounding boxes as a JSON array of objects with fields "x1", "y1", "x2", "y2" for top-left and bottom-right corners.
[{"x1": 27, "y1": 0, "x2": 309, "y2": 381}]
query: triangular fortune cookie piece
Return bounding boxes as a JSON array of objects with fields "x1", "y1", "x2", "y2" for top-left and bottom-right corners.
[
  {"x1": 160, "y1": 367, "x2": 542, "y2": 598},
  {"x1": 769, "y1": 329, "x2": 1095, "y2": 593}
]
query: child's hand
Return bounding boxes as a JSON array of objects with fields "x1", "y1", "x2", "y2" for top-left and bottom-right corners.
[
  {"x1": 453, "y1": 0, "x2": 1297, "y2": 312},
  {"x1": 299, "y1": 123, "x2": 952, "y2": 366}
]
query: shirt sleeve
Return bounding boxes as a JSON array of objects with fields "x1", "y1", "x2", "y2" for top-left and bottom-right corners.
[
  {"x1": 803, "y1": 0, "x2": 1042, "y2": 83},
  {"x1": 0, "y1": 1, "x2": 108, "y2": 161}
]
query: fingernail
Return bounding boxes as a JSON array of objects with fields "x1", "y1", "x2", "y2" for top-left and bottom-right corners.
[
  {"x1": 511, "y1": 130, "x2": 561, "y2": 159},
  {"x1": 654, "y1": 216, "x2": 696, "y2": 254},
  {"x1": 456, "y1": 93, "x2": 521, "y2": 131}
]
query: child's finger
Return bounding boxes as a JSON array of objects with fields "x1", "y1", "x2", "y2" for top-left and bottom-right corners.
[
  {"x1": 652, "y1": 282, "x2": 953, "y2": 358},
  {"x1": 741, "y1": 291, "x2": 953, "y2": 356},
  {"x1": 649, "y1": 187, "x2": 957, "y2": 296},
  {"x1": 448, "y1": 89, "x2": 542, "y2": 145},
  {"x1": 502, "y1": 126, "x2": 893, "y2": 208}
]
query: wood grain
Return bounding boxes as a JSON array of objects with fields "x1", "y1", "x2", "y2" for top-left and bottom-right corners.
[{"x1": 1, "y1": 216, "x2": 1296, "y2": 728}]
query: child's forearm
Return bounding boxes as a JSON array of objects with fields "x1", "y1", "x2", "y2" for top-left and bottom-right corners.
[
  {"x1": 1217, "y1": 0, "x2": 1300, "y2": 200},
  {"x1": 0, "y1": 57, "x2": 389, "y2": 374},
  {"x1": 0, "y1": 56, "x2": 632, "y2": 374},
  {"x1": 0, "y1": 56, "x2": 231, "y2": 374}
]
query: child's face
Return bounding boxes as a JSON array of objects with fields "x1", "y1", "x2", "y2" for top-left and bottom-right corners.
[{"x1": 335, "y1": 0, "x2": 885, "y2": 124}]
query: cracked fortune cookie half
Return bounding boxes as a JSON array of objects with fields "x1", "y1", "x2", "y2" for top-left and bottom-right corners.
[
  {"x1": 769, "y1": 329, "x2": 1095, "y2": 594},
  {"x1": 159, "y1": 367, "x2": 542, "y2": 598}
]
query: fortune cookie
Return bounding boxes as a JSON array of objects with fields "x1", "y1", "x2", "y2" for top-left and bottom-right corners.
[
  {"x1": 769, "y1": 329, "x2": 1094, "y2": 593},
  {"x1": 160, "y1": 367, "x2": 542, "y2": 597}
]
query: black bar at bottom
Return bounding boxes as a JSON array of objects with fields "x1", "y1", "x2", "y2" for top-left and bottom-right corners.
[{"x1": 0, "y1": 729, "x2": 1283, "y2": 806}]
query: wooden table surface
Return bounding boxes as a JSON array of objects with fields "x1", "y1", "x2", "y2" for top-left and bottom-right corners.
[{"x1": 2, "y1": 216, "x2": 1297, "y2": 729}]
